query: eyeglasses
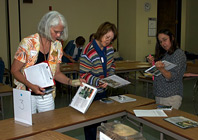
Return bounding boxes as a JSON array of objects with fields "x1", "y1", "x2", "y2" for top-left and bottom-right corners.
[
  {"x1": 104, "y1": 34, "x2": 114, "y2": 41},
  {"x1": 53, "y1": 30, "x2": 63, "y2": 35}
]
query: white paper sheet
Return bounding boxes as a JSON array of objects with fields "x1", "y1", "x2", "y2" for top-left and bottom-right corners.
[
  {"x1": 13, "y1": 88, "x2": 32, "y2": 125},
  {"x1": 100, "y1": 131, "x2": 112, "y2": 140},
  {"x1": 134, "y1": 109, "x2": 167, "y2": 117}
]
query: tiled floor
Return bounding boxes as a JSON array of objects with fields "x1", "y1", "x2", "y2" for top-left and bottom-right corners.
[{"x1": 1, "y1": 78, "x2": 197, "y2": 140}]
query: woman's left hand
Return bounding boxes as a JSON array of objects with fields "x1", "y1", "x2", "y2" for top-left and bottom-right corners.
[
  {"x1": 98, "y1": 82, "x2": 108, "y2": 88},
  {"x1": 155, "y1": 61, "x2": 165, "y2": 70}
]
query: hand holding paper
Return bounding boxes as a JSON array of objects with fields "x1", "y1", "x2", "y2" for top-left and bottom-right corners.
[
  {"x1": 28, "y1": 84, "x2": 45, "y2": 95},
  {"x1": 71, "y1": 79, "x2": 86, "y2": 87}
]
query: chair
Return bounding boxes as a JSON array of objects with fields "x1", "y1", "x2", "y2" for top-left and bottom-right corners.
[
  {"x1": 138, "y1": 75, "x2": 153, "y2": 98},
  {"x1": 193, "y1": 79, "x2": 198, "y2": 115},
  {"x1": 0, "y1": 58, "x2": 5, "y2": 83}
]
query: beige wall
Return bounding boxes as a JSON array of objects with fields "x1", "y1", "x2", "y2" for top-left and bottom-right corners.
[
  {"x1": 118, "y1": 0, "x2": 157, "y2": 61},
  {"x1": 1, "y1": 0, "x2": 198, "y2": 69},
  {"x1": 185, "y1": 0, "x2": 198, "y2": 54},
  {"x1": 119, "y1": 0, "x2": 136, "y2": 61},
  {"x1": 180, "y1": 0, "x2": 186, "y2": 51},
  {"x1": 136, "y1": 0, "x2": 157, "y2": 61},
  {"x1": 0, "y1": 0, "x2": 8, "y2": 68},
  {"x1": 19, "y1": 0, "x2": 117, "y2": 49},
  {"x1": 7, "y1": 0, "x2": 117, "y2": 67}
]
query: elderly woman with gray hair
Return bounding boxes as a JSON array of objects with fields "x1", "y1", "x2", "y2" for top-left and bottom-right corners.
[{"x1": 11, "y1": 11, "x2": 85, "y2": 114}]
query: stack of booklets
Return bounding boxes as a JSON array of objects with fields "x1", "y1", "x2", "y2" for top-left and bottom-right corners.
[
  {"x1": 70, "y1": 83, "x2": 97, "y2": 114},
  {"x1": 24, "y1": 62, "x2": 55, "y2": 88},
  {"x1": 164, "y1": 116, "x2": 198, "y2": 129}
]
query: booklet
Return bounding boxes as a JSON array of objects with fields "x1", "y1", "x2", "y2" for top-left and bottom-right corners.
[
  {"x1": 109, "y1": 95, "x2": 136, "y2": 103},
  {"x1": 69, "y1": 83, "x2": 97, "y2": 114},
  {"x1": 145, "y1": 60, "x2": 177, "y2": 76},
  {"x1": 164, "y1": 116, "x2": 198, "y2": 129},
  {"x1": 100, "y1": 75, "x2": 131, "y2": 88},
  {"x1": 24, "y1": 62, "x2": 55, "y2": 88}
]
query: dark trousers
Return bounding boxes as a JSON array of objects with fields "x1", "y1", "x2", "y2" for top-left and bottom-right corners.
[{"x1": 84, "y1": 91, "x2": 107, "y2": 140}]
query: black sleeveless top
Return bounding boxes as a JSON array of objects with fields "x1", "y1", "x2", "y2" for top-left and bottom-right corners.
[{"x1": 28, "y1": 51, "x2": 49, "y2": 95}]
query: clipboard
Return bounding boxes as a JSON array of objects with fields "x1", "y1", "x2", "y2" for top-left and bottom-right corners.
[{"x1": 24, "y1": 62, "x2": 55, "y2": 88}]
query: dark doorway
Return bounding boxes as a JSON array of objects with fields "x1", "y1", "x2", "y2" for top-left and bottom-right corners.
[{"x1": 157, "y1": 0, "x2": 182, "y2": 47}]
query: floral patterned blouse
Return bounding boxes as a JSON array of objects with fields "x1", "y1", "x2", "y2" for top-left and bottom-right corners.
[{"x1": 14, "y1": 33, "x2": 63, "y2": 93}]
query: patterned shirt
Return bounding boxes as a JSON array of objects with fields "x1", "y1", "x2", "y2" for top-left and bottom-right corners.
[
  {"x1": 153, "y1": 49, "x2": 186, "y2": 97},
  {"x1": 80, "y1": 40, "x2": 115, "y2": 93},
  {"x1": 14, "y1": 33, "x2": 63, "y2": 91}
]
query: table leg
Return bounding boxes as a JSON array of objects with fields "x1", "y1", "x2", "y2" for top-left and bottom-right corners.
[
  {"x1": 0, "y1": 97, "x2": 4, "y2": 119},
  {"x1": 160, "y1": 133, "x2": 164, "y2": 140}
]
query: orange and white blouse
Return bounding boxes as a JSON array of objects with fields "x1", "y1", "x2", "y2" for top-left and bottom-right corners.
[{"x1": 14, "y1": 33, "x2": 63, "y2": 91}]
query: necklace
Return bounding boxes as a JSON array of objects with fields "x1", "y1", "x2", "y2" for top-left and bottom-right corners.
[{"x1": 39, "y1": 35, "x2": 50, "y2": 61}]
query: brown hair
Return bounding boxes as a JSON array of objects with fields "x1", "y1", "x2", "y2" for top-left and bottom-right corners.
[
  {"x1": 94, "y1": 22, "x2": 118, "y2": 43},
  {"x1": 155, "y1": 29, "x2": 178, "y2": 61}
]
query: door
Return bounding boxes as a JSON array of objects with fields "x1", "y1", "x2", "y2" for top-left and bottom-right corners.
[{"x1": 157, "y1": 0, "x2": 182, "y2": 47}]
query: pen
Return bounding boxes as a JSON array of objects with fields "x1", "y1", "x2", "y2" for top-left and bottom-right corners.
[{"x1": 149, "y1": 54, "x2": 155, "y2": 80}]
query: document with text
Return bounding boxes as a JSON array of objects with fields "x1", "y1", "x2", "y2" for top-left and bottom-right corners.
[
  {"x1": 100, "y1": 75, "x2": 131, "y2": 88},
  {"x1": 145, "y1": 60, "x2": 176, "y2": 76},
  {"x1": 70, "y1": 83, "x2": 97, "y2": 114},
  {"x1": 164, "y1": 116, "x2": 198, "y2": 129}
]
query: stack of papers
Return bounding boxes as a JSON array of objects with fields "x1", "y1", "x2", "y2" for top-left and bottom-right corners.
[
  {"x1": 24, "y1": 62, "x2": 54, "y2": 88},
  {"x1": 133, "y1": 109, "x2": 167, "y2": 117},
  {"x1": 109, "y1": 95, "x2": 136, "y2": 103}
]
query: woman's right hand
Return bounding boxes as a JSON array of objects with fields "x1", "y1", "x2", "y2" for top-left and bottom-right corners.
[
  {"x1": 147, "y1": 55, "x2": 154, "y2": 64},
  {"x1": 29, "y1": 84, "x2": 45, "y2": 95}
]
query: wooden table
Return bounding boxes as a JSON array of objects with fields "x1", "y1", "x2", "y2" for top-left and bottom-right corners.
[
  {"x1": 0, "y1": 83, "x2": 13, "y2": 119},
  {"x1": 22, "y1": 131, "x2": 78, "y2": 140},
  {"x1": 115, "y1": 61, "x2": 151, "y2": 94},
  {"x1": 126, "y1": 104, "x2": 198, "y2": 140},
  {"x1": 115, "y1": 61, "x2": 151, "y2": 74},
  {"x1": 60, "y1": 63, "x2": 79, "y2": 75},
  {"x1": 60, "y1": 61, "x2": 151, "y2": 74},
  {"x1": 0, "y1": 94, "x2": 155, "y2": 140},
  {"x1": 60, "y1": 61, "x2": 151, "y2": 95}
]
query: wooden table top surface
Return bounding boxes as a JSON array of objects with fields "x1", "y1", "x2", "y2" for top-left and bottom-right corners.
[
  {"x1": 0, "y1": 83, "x2": 13, "y2": 93},
  {"x1": 22, "y1": 131, "x2": 77, "y2": 140},
  {"x1": 126, "y1": 104, "x2": 198, "y2": 140},
  {"x1": 0, "y1": 94, "x2": 154, "y2": 140},
  {"x1": 60, "y1": 61, "x2": 151, "y2": 73}
]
